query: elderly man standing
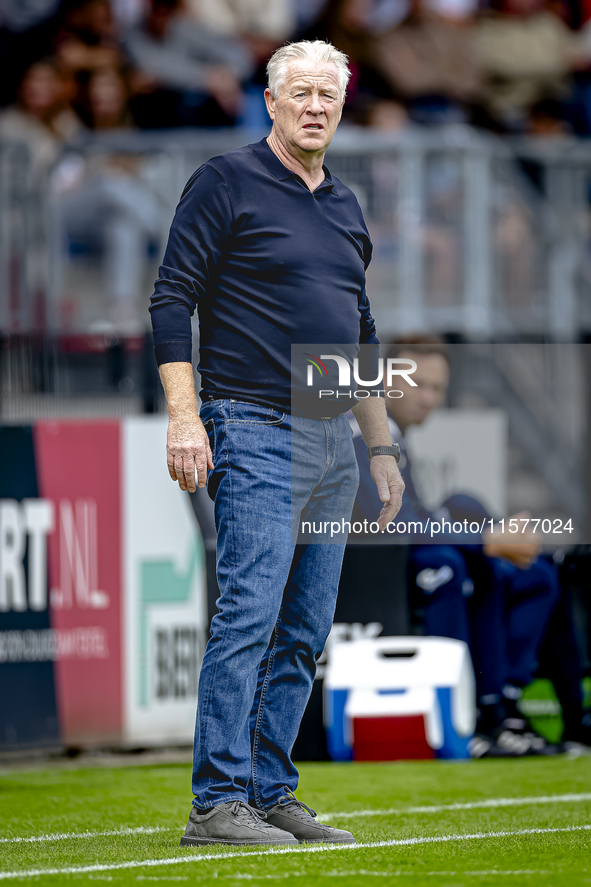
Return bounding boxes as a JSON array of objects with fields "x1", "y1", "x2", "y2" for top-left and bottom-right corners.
[{"x1": 150, "y1": 40, "x2": 404, "y2": 847}]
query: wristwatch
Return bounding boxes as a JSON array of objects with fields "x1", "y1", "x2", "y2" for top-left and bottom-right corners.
[{"x1": 367, "y1": 444, "x2": 401, "y2": 463}]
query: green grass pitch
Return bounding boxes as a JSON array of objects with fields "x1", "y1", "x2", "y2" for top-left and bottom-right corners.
[{"x1": 1, "y1": 756, "x2": 590, "y2": 885}]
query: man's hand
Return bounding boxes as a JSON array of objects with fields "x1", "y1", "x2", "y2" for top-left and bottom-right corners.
[
  {"x1": 159, "y1": 362, "x2": 213, "y2": 493},
  {"x1": 483, "y1": 511, "x2": 540, "y2": 568},
  {"x1": 351, "y1": 396, "x2": 405, "y2": 529},
  {"x1": 370, "y1": 455, "x2": 405, "y2": 530},
  {"x1": 166, "y1": 413, "x2": 213, "y2": 493}
]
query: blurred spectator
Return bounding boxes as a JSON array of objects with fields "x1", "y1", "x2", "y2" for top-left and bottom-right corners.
[
  {"x1": 326, "y1": 0, "x2": 481, "y2": 125},
  {"x1": 423, "y1": 156, "x2": 464, "y2": 302},
  {"x1": 76, "y1": 64, "x2": 135, "y2": 127},
  {"x1": 54, "y1": 63, "x2": 164, "y2": 331},
  {"x1": 182, "y1": 0, "x2": 296, "y2": 126},
  {"x1": 54, "y1": 0, "x2": 124, "y2": 78},
  {"x1": 335, "y1": 0, "x2": 411, "y2": 36},
  {"x1": 358, "y1": 96, "x2": 409, "y2": 129},
  {"x1": 124, "y1": 0, "x2": 254, "y2": 127},
  {"x1": 185, "y1": 0, "x2": 296, "y2": 65},
  {"x1": 355, "y1": 99, "x2": 462, "y2": 305},
  {"x1": 494, "y1": 190, "x2": 536, "y2": 306},
  {"x1": 316, "y1": 0, "x2": 412, "y2": 116},
  {"x1": 109, "y1": 0, "x2": 149, "y2": 30},
  {"x1": 56, "y1": 148, "x2": 164, "y2": 332},
  {"x1": 475, "y1": 0, "x2": 582, "y2": 132},
  {"x1": 294, "y1": 0, "x2": 332, "y2": 33},
  {"x1": 366, "y1": 0, "x2": 483, "y2": 125},
  {"x1": 0, "y1": 0, "x2": 61, "y2": 34},
  {"x1": 0, "y1": 57, "x2": 81, "y2": 170},
  {"x1": 0, "y1": 0, "x2": 63, "y2": 106},
  {"x1": 350, "y1": 336, "x2": 565, "y2": 756},
  {"x1": 0, "y1": 57, "x2": 81, "y2": 331}
]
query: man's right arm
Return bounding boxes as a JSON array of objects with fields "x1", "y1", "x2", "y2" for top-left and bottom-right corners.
[
  {"x1": 150, "y1": 164, "x2": 232, "y2": 489},
  {"x1": 150, "y1": 163, "x2": 233, "y2": 366},
  {"x1": 159, "y1": 362, "x2": 213, "y2": 493}
]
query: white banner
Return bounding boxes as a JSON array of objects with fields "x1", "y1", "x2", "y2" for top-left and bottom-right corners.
[
  {"x1": 406, "y1": 409, "x2": 507, "y2": 517},
  {"x1": 122, "y1": 417, "x2": 208, "y2": 745}
]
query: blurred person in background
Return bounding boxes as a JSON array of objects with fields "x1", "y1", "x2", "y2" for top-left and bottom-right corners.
[
  {"x1": 321, "y1": 0, "x2": 412, "y2": 56},
  {"x1": 0, "y1": 56, "x2": 81, "y2": 170},
  {"x1": 293, "y1": 0, "x2": 332, "y2": 35},
  {"x1": 108, "y1": 0, "x2": 150, "y2": 31},
  {"x1": 355, "y1": 100, "x2": 462, "y2": 307},
  {"x1": 494, "y1": 187, "x2": 537, "y2": 306},
  {"x1": 54, "y1": 0, "x2": 125, "y2": 78},
  {"x1": 124, "y1": 0, "x2": 254, "y2": 127},
  {"x1": 363, "y1": 96, "x2": 409, "y2": 129},
  {"x1": 475, "y1": 0, "x2": 591, "y2": 132},
  {"x1": 0, "y1": 0, "x2": 63, "y2": 107},
  {"x1": 75, "y1": 62, "x2": 135, "y2": 126},
  {"x1": 535, "y1": 570, "x2": 591, "y2": 752},
  {"x1": 55, "y1": 63, "x2": 164, "y2": 332},
  {"x1": 306, "y1": 0, "x2": 413, "y2": 119},
  {"x1": 181, "y1": 0, "x2": 297, "y2": 126},
  {"x1": 324, "y1": 0, "x2": 482, "y2": 126},
  {"x1": 363, "y1": 0, "x2": 483, "y2": 126},
  {"x1": 0, "y1": 55, "x2": 82, "y2": 329},
  {"x1": 351, "y1": 336, "x2": 568, "y2": 756},
  {"x1": 184, "y1": 0, "x2": 296, "y2": 65}
]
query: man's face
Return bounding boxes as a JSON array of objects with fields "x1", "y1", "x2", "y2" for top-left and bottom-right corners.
[
  {"x1": 265, "y1": 60, "x2": 344, "y2": 159},
  {"x1": 386, "y1": 351, "x2": 449, "y2": 428}
]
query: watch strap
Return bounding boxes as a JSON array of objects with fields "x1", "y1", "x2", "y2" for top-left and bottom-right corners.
[{"x1": 367, "y1": 444, "x2": 401, "y2": 462}]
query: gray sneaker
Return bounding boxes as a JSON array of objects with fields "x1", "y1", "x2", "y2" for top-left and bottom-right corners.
[
  {"x1": 180, "y1": 799, "x2": 299, "y2": 847},
  {"x1": 266, "y1": 789, "x2": 356, "y2": 844}
]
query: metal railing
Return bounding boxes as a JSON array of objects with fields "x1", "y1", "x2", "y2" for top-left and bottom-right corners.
[{"x1": 2, "y1": 125, "x2": 591, "y2": 339}]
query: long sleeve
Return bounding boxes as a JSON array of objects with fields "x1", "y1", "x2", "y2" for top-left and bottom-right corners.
[
  {"x1": 148, "y1": 138, "x2": 379, "y2": 414},
  {"x1": 149, "y1": 164, "x2": 234, "y2": 366},
  {"x1": 359, "y1": 282, "x2": 379, "y2": 345}
]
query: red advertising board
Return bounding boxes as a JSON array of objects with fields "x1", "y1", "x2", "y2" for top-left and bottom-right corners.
[{"x1": 34, "y1": 422, "x2": 123, "y2": 744}]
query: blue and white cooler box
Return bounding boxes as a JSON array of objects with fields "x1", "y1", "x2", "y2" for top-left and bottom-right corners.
[{"x1": 324, "y1": 636, "x2": 476, "y2": 761}]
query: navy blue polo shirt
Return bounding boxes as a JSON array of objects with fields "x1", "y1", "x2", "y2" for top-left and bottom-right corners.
[{"x1": 150, "y1": 137, "x2": 378, "y2": 413}]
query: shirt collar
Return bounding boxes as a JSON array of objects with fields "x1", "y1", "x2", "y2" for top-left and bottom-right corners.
[{"x1": 249, "y1": 137, "x2": 337, "y2": 194}]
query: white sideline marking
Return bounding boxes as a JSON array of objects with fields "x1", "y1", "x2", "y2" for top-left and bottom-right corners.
[
  {"x1": 317, "y1": 792, "x2": 591, "y2": 822},
  {"x1": 133, "y1": 871, "x2": 553, "y2": 881},
  {"x1": 2, "y1": 792, "x2": 589, "y2": 846},
  {"x1": 0, "y1": 826, "x2": 168, "y2": 845},
  {"x1": 0, "y1": 824, "x2": 589, "y2": 880},
  {"x1": 225, "y1": 870, "x2": 552, "y2": 880}
]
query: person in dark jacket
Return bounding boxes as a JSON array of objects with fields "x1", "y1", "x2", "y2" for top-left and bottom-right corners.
[{"x1": 351, "y1": 336, "x2": 563, "y2": 756}]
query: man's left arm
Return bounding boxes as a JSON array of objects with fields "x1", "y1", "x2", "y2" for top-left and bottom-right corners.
[{"x1": 352, "y1": 397, "x2": 404, "y2": 529}]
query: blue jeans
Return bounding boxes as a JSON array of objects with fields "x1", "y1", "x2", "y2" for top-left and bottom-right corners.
[{"x1": 192, "y1": 399, "x2": 359, "y2": 810}]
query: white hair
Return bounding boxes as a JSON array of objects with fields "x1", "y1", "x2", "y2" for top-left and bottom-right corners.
[{"x1": 267, "y1": 40, "x2": 350, "y2": 100}]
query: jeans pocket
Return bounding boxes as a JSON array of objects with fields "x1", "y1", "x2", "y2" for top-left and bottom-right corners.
[{"x1": 226, "y1": 402, "x2": 287, "y2": 426}]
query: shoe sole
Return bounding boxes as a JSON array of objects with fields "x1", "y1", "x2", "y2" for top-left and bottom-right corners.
[{"x1": 179, "y1": 835, "x2": 299, "y2": 847}]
